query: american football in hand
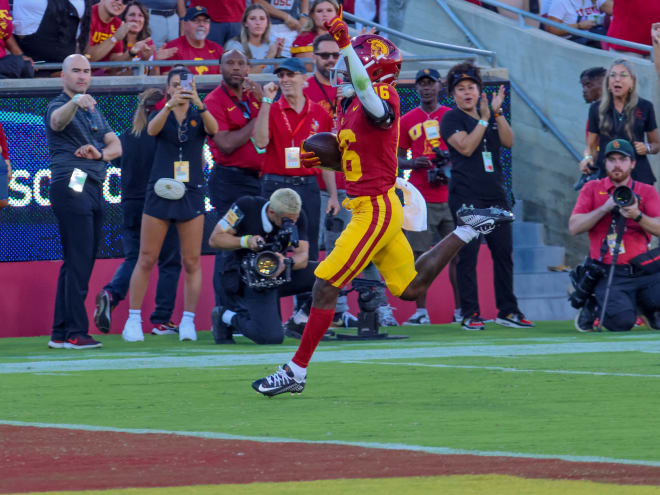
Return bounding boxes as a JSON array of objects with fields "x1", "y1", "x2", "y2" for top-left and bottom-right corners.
[{"x1": 302, "y1": 132, "x2": 342, "y2": 172}]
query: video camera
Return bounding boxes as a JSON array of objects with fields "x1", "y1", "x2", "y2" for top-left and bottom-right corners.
[
  {"x1": 568, "y1": 258, "x2": 606, "y2": 309},
  {"x1": 427, "y1": 147, "x2": 452, "y2": 187},
  {"x1": 240, "y1": 217, "x2": 299, "y2": 290}
]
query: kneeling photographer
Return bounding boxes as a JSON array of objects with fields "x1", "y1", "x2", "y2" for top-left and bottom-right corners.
[
  {"x1": 209, "y1": 188, "x2": 317, "y2": 344},
  {"x1": 569, "y1": 139, "x2": 660, "y2": 332}
]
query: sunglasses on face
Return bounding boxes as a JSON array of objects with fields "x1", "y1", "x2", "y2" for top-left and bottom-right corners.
[{"x1": 314, "y1": 52, "x2": 341, "y2": 60}]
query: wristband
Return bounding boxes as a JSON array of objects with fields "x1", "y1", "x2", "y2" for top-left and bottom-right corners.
[
  {"x1": 478, "y1": 119, "x2": 488, "y2": 128},
  {"x1": 634, "y1": 213, "x2": 643, "y2": 223},
  {"x1": 72, "y1": 94, "x2": 81, "y2": 105},
  {"x1": 493, "y1": 108, "x2": 502, "y2": 117},
  {"x1": 251, "y1": 137, "x2": 266, "y2": 154},
  {"x1": 262, "y1": 97, "x2": 274, "y2": 104},
  {"x1": 165, "y1": 101, "x2": 173, "y2": 110},
  {"x1": 110, "y1": 36, "x2": 118, "y2": 44},
  {"x1": 198, "y1": 105, "x2": 207, "y2": 113},
  {"x1": 647, "y1": 143, "x2": 652, "y2": 154},
  {"x1": 240, "y1": 235, "x2": 252, "y2": 248},
  {"x1": 582, "y1": 155, "x2": 593, "y2": 161}
]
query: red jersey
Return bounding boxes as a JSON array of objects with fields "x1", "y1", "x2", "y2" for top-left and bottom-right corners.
[
  {"x1": 162, "y1": 35, "x2": 223, "y2": 75},
  {"x1": 0, "y1": 123, "x2": 9, "y2": 160},
  {"x1": 338, "y1": 82, "x2": 399, "y2": 197},
  {"x1": 291, "y1": 31, "x2": 315, "y2": 56},
  {"x1": 190, "y1": 0, "x2": 245, "y2": 23},
  {"x1": 572, "y1": 177, "x2": 660, "y2": 264},
  {"x1": 89, "y1": 4, "x2": 124, "y2": 61},
  {"x1": 204, "y1": 82, "x2": 263, "y2": 171},
  {"x1": 263, "y1": 96, "x2": 333, "y2": 176},
  {"x1": 0, "y1": 0, "x2": 13, "y2": 59},
  {"x1": 604, "y1": 0, "x2": 660, "y2": 56},
  {"x1": 399, "y1": 106, "x2": 451, "y2": 203}
]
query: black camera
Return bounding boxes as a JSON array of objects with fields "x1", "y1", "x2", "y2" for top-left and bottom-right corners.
[
  {"x1": 612, "y1": 185, "x2": 636, "y2": 207},
  {"x1": 574, "y1": 165, "x2": 600, "y2": 191},
  {"x1": 568, "y1": 258, "x2": 607, "y2": 309},
  {"x1": 241, "y1": 218, "x2": 299, "y2": 290},
  {"x1": 427, "y1": 147, "x2": 452, "y2": 187}
]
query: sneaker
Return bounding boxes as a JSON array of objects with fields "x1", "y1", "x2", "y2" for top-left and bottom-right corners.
[
  {"x1": 456, "y1": 205, "x2": 515, "y2": 235},
  {"x1": 252, "y1": 364, "x2": 306, "y2": 397},
  {"x1": 64, "y1": 335, "x2": 103, "y2": 349},
  {"x1": 376, "y1": 304, "x2": 399, "y2": 326},
  {"x1": 211, "y1": 307, "x2": 236, "y2": 344},
  {"x1": 122, "y1": 318, "x2": 144, "y2": 342},
  {"x1": 332, "y1": 311, "x2": 359, "y2": 328},
  {"x1": 152, "y1": 321, "x2": 178, "y2": 335},
  {"x1": 291, "y1": 308, "x2": 309, "y2": 325},
  {"x1": 462, "y1": 313, "x2": 485, "y2": 331},
  {"x1": 179, "y1": 319, "x2": 197, "y2": 342},
  {"x1": 574, "y1": 305, "x2": 595, "y2": 332},
  {"x1": 93, "y1": 289, "x2": 112, "y2": 334},
  {"x1": 495, "y1": 312, "x2": 535, "y2": 329},
  {"x1": 48, "y1": 339, "x2": 67, "y2": 349},
  {"x1": 405, "y1": 312, "x2": 431, "y2": 325},
  {"x1": 640, "y1": 310, "x2": 660, "y2": 330}
]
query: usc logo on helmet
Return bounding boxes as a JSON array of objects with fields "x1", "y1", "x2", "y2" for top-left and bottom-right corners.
[{"x1": 367, "y1": 38, "x2": 389, "y2": 59}]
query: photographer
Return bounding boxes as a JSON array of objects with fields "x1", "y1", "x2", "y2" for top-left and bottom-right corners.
[
  {"x1": 209, "y1": 188, "x2": 317, "y2": 345},
  {"x1": 398, "y1": 68, "x2": 461, "y2": 325},
  {"x1": 570, "y1": 139, "x2": 660, "y2": 332}
]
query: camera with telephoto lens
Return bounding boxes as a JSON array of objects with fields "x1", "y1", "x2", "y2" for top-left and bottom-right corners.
[
  {"x1": 241, "y1": 217, "x2": 299, "y2": 290},
  {"x1": 427, "y1": 147, "x2": 452, "y2": 187},
  {"x1": 568, "y1": 258, "x2": 607, "y2": 309},
  {"x1": 612, "y1": 185, "x2": 636, "y2": 207}
]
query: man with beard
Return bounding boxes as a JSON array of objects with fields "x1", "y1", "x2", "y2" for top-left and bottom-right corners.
[
  {"x1": 203, "y1": 50, "x2": 265, "y2": 338},
  {"x1": 161, "y1": 6, "x2": 223, "y2": 75},
  {"x1": 570, "y1": 139, "x2": 660, "y2": 332}
]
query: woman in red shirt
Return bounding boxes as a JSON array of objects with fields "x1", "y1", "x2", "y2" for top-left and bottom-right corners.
[{"x1": 291, "y1": 0, "x2": 338, "y2": 60}]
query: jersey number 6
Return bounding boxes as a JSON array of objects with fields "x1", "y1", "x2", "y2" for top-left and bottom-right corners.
[{"x1": 338, "y1": 129, "x2": 362, "y2": 182}]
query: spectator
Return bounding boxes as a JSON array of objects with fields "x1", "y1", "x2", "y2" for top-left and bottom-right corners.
[
  {"x1": 254, "y1": 0, "x2": 308, "y2": 58},
  {"x1": 121, "y1": 69, "x2": 217, "y2": 343},
  {"x1": 654, "y1": 23, "x2": 660, "y2": 81},
  {"x1": 583, "y1": 60, "x2": 659, "y2": 186},
  {"x1": 203, "y1": 49, "x2": 264, "y2": 310},
  {"x1": 604, "y1": 0, "x2": 660, "y2": 58},
  {"x1": 0, "y1": 0, "x2": 33, "y2": 78},
  {"x1": 86, "y1": 0, "x2": 131, "y2": 63},
  {"x1": 93, "y1": 88, "x2": 182, "y2": 336},
  {"x1": 187, "y1": 0, "x2": 245, "y2": 46},
  {"x1": 580, "y1": 66, "x2": 606, "y2": 104},
  {"x1": 398, "y1": 68, "x2": 461, "y2": 325},
  {"x1": 0, "y1": 122, "x2": 10, "y2": 210},
  {"x1": 46, "y1": 54, "x2": 122, "y2": 350},
  {"x1": 209, "y1": 188, "x2": 317, "y2": 345},
  {"x1": 13, "y1": 0, "x2": 90, "y2": 67},
  {"x1": 112, "y1": 1, "x2": 165, "y2": 75},
  {"x1": 253, "y1": 57, "x2": 335, "y2": 264},
  {"x1": 440, "y1": 61, "x2": 533, "y2": 331},
  {"x1": 140, "y1": 0, "x2": 183, "y2": 48},
  {"x1": 546, "y1": 0, "x2": 612, "y2": 48},
  {"x1": 291, "y1": 0, "x2": 338, "y2": 60},
  {"x1": 224, "y1": 4, "x2": 284, "y2": 74},
  {"x1": 570, "y1": 139, "x2": 660, "y2": 332},
  {"x1": 160, "y1": 6, "x2": 223, "y2": 75}
]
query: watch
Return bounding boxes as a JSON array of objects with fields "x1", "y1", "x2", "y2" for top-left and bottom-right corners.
[
  {"x1": 634, "y1": 213, "x2": 643, "y2": 223},
  {"x1": 165, "y1": 101, "x2": 173, "y2": 110}
]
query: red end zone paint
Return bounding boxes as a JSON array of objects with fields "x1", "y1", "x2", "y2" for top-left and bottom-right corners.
[{"x1": 1, "y1": 425, "x2": 660, "y2": 493}]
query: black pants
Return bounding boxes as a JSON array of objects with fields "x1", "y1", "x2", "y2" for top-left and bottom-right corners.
[
  {"x1": 594, "y1": 270, "x2": 660, "y2": 332},
  {"x1": 223, "y1": 261, "x2": 318, "y2": 345},
  {"x1": 104, "y1": 199, "x2": 181, "y2": 324},
  {"x1": 208, "y1": 166, "x2": 262, "y2": 306},
  {"x1": 261, "y1": 175, "x2": 321, "y2": 261},
  {"x1": 449, "y1": 195, "x2": 518, "y2": 318},
  {"x1": 50, "y1": 178, "x2": 103, "y2": 339}
]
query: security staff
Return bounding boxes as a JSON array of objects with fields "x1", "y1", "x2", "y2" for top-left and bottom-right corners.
[
  {"x1": 46, "y1": 53, "x2": 122, "y2": 350},
  {"x1": 209, "y1": 188, "x2": 317, "y2": 345}
]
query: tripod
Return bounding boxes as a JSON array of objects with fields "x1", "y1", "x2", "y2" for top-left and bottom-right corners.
[{"x1": 595, "y1": 212, "x2": 627, "y2": 332}]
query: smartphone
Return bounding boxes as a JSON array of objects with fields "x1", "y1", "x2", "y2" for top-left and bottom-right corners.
[{"x1": 180, "y1": 72, "x2": 193, "y2": 91}]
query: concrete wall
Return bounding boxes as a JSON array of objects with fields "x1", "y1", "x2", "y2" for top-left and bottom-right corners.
[{"x1": 398, "y1": 0, "x2": 660, "y2": 264}]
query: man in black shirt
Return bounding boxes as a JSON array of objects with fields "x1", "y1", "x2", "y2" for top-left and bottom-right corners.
[
  {"x1": 45, "y1": 53, "x2": 122, "y2": 349},
  {"x1": 209, "y1": 188, "x2": 317, "y2": 345}
]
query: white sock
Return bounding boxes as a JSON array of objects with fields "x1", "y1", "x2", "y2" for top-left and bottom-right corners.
[
  {"x1": 222, "y1": 309, "x2": 236, "y2": 326},
  {"x1": 454, "y1": 308, "x2": 463, "y2": 318},
  {"x1": 181, "y1": 311, "x2": 195, "y2": 325},
  {"x1": 287, "y1": 360, "x2": 307, "y2": 381},
  {"x1": 128, "y1": 309, "x2": 141, "y2": 321},
  {"x1": 453, "y1": 225, "x2": 479, "y2": 243}
]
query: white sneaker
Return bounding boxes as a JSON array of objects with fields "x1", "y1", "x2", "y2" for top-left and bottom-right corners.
[
  {"x1": 405, "y1": 312, "x2": 431, "y2": 325},
  {"x1": 377, "y1": 304, "x2": 399, "y2": 326},
  {"x1": 179, "y1": 319, "x2": 197, "y2": 341},
  {"x1": 122, "y1": 318, "x2": 144, "y2": 342}
]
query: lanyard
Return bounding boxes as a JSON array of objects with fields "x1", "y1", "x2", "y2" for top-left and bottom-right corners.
[
  {"x1": 280, "y1": 98, "x2": 310, "y2": 146},
  {"x1": 221, "y1": 84, "x2": 252, "y2": 121},
  {"x1": 314, "y1": 76, "x2": 336, "y2": 116}
]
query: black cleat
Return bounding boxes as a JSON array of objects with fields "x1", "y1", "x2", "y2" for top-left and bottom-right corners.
[
  {"x1": 252, "y1": 364, "x2": 305, "y2": 397},
  {"x1": 211, "y1": 306, "x2": 235, "y2": 344},
  {"x1": 457, "y1": 205, "x2": 514, "y2": 235},
  {"x1": 94, "y1": 289, "x2": 112, "y2": 334}
]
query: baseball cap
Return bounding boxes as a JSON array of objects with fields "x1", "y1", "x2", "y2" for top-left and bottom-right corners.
[
  {"x1": 415, "y1": 68, "x2": 440, "y2": 83},
  {"x1": 274, "y1": 58, "x2": 307, "y2": 75},
  {"x1": 183, "y1": 6, "x2": 209, "y2": 21},
  {"x1": 604, "y1": 139, "x2": 634, "y2": 158}
]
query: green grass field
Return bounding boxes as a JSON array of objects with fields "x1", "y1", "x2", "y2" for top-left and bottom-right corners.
[{"x1": 2, "y1": 322, "x2": 660, "y2": 466}]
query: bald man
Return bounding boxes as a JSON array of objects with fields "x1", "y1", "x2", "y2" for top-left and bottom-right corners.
[
  {"x1": 203, "y1": 50, "x2": 265, "y2": 309},
  {"x1": 46, "y1": 54, "x2": 122, "y2": 350}
]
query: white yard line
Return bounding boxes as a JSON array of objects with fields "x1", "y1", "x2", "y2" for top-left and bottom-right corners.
[{"x1": 1, "y1": 419, "x2": 659, "y2": 468}]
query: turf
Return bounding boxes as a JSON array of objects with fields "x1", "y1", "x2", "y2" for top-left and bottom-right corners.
[{"x1": 2, "y1": 322, "x2": 660, "y2": 463}]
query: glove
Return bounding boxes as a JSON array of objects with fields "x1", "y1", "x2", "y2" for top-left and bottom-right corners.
[
  {"x1": 301, "y1": 151, "x2": 321, "y2": 168},
  {"x1": 324, "y1": 8, "x2": 351, "y2": 49}
]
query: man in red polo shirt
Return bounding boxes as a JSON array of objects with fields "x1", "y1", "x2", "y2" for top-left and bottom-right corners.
[
  {"x1": 570, "y1": 139, "x2": 660, "y2": 332},
  {"x1": 161, "y1": 6, "x2": 223, "y2": 75},
  {"x1": 86, "y1": 0, "x2": 129, "y2": 62},
  {"x1": 398, "y1": 68, "x2": 460, "y2": 326},
  {"x1": 189, "y1": 0, "x2": 245, "y2": 46},
  {"x1": 253, "y1": 57, "x2": 335, "y2": 263}
]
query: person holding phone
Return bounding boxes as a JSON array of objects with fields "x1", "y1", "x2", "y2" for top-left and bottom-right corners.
[{"x1": 122, "y1": 68, "x2": 218, "y2": 343}]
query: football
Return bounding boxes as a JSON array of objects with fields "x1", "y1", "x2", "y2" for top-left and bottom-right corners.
[{"x1": 302, "y1": 132, "x2": 342, "y2": 172}]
